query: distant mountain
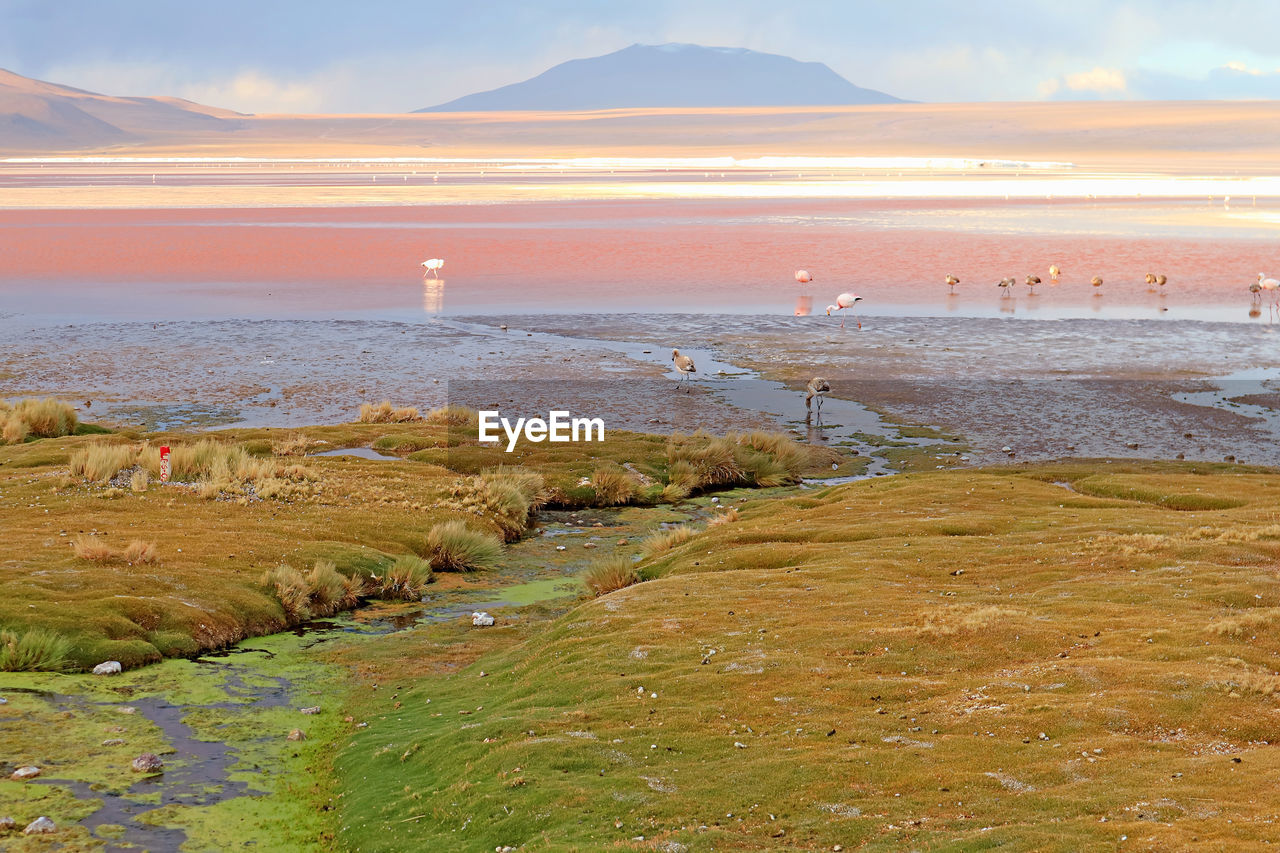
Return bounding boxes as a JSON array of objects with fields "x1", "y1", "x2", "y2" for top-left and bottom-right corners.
[
  {"x1": 0, "y1": 69, "x2": 244, "y2": 152},
  {"x1": 418, "y1": 43, "x2": 904, "y2": 112}
]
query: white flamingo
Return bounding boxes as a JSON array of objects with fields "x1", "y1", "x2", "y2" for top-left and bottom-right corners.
[
  {"x1": 1259, "y1": 273, "x2": 1279, "y2": 308},
  {"x1": 1048, "y1": 264, "x2": 1061, "y2": 282},
  {"x1": 671, "y1": 349, "x2": 696, "y2": 392},
  {"x1": 825, "y1": 292, "x2": 862, "y2": 329},
  {"x1": 795, "y1": 270, "x2": 813, "y2": 284},
  {"x1": 421, "y1": 258, "x2": 445, "y2": 278}
]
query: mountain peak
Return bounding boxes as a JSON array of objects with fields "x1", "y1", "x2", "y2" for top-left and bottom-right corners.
[{"x1": 418, "y1": 43, "x2": 904, "y2": 112}]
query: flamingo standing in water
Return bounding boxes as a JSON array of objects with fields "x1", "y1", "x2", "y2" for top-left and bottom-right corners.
[
  {"x1": 671, "y1": 349, "x2": 696, "y2": 392},
  {"x1": 421, "y1": 258, "x2": 445, "y2": 277},
  {"x1": 1259, "y1": 274, "x2": 1280, "y2": 307},
  {"x1": 805, "y1": 377, "x2": 830, "y2": 417},
  {"x1": 945, "y1": 274, "x2": 959, "y2": 294},
  {"x1": 1091, "y1": 275, "x2": 1104, "y2": 294},
  {"x1": 1155, "y1": 274, "x2": 1168, "y2": 292},
  {"x1": 1025, "y1": 274, "x2": 1042, "y2": 294},
  {"x1": 795, "y1": 270, "x2": 813, "y2": 284},
  {"x1": 997, "y1": 277, "x2": 1015, "y2": 296},
  {"x1": 1048, "y1": 264, "x2": 1061, "y2": 282},
  {"x1": 1144, "y1": 273, "x2": 1158, "y2": 291},
  {"x1": 1250, "y1": 278, "x2": 1264, "y2": 301},
  {"x1": 826, "y1": 292, "x2": 862, "y2": 329}
]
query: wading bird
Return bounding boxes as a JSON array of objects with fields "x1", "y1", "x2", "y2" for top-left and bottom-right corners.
[
  {"x1": 1091, "y1": 275, "x2": 1104, "y2": 292},
  {"x1": 1049, "y1": 264, "x2": 1061, "y2": 281},
  {"x1": 1155, "y1": 274, "x2": 1168, "y2": 291},
  {"x1": 997, "y1": 277, "x2": 1015, "y2": 295},
  {"x1": 1259, "y1": 273, "x2": 1280, "y2": 305},
  {"x1": 795, "y1": 270, "x2": 813, "y2": 284},
  {"x1": 946, "y1": 274, "x2": 959, "y2": 294},
  {"x1": 1250, "y1": 279, "x2": 1264, "y2": 301},
  {"x1": 671, "y1": 349, "x2": 696, "y2": 392},
  {"x1": 825, "y1": 293, "x2": 862, "y2": 329},
  {"x1": 421, "y1": 258, "x2": 445, "y2": 277},
  {"x1": 1025, "y1": 274, "x2": 1042, "y2": 294},
  {"x1": 1145, "y1": 272, "x2": 1158, "y2": 291},
  {"x1": 805, "y1": 376, "x2": 830, "y2": 416}
]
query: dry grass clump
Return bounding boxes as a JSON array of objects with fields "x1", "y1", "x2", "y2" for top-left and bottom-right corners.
[
  {"x1": 422, "y1": 521, "x2": 503, "y2": 572},
  {"x1": 448, "y1": 467, "x2": 546, "y2": 541},
  {"x1": 1207, "y1": 608, "x2": 1280, "y2": 636},
  {"x1": 1187, "y1": 524, "x2": 1280, "y2": 543},
  {"x1": 272, "y1": 432, "x2": 313, "y2": 456},
  {"x1": 0, "y1": 397, "x2": 78, "y2": 444},
  {"x1": 359, "y1": 400, "x2": 420, "y2": 424},
  {"x1": 585, "y1": 554, "x2": 641, "y2": 596},
  {"x1": 912, "y1": 605, "x2": 1022, "y2": 637},
  {"x1": 70, "y1": 444, "x2": 136, "y2": 483},
  {"x1": 130, "y1": 469, "x2": 150, "y2": 493},
  {"x1": 639, "y1": 525, "x2": 696, "y2": 559},
  {"x1": 707, "y1": 506, "x2": 740, "y2": 526},
  {"x1": 663, "y1": 430, "x2": 810, "y2": 498},
  {"x1": 261, "y1": 560, "x2": 364, "y2": 623},
  {"x1": 377, "y1": 555, "x2": 434, "y2": 600},
  {"x1": 590, "y1": 463, "x2": 640, "y2": 506},
  {"x1": 0, "y1": 627, "x2": 72, "y2": 672},
  {"x1": 425, "y1": 405, "x2": 479, "y2": 427},
  {"x1": 1095, "y1": 532, "x2": 1170, "y2": 555},
  {"x1": 73, "y1": 535, "x2": 158, "y2": 565}
]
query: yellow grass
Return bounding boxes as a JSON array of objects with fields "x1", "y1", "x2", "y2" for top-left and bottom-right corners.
[{"x1": 359, "y1": 401, "x2": 420, "y2": 424}]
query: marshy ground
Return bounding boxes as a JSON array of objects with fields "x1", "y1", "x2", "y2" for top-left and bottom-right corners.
[{"x1": 4, "y1": 409, "x2": 1280, "y2": 850}]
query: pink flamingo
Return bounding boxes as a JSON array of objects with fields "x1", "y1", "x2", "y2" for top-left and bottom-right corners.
[
  {"x1": 825, "y1": 292, "x2": 862, "y2": 329},
  {"x1": 795, "y1": 270, "x2": 813, "y2": 284},
  {"x1": 421, "y1": 258, "x2": 445, "y2": 278}
]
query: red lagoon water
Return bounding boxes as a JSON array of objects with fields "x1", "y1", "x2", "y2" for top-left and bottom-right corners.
[{"x1": 0, "y1": 198, "x2": 1274, "y2": 323}]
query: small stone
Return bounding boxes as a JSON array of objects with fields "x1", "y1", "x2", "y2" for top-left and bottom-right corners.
[
  {"x1": 0, "y1": 816, "x2": 13, "y2": 831},
  {"x1": 131, "y1": 753, "x2": 163, "y2": 773},
  {"x1": 472, "y1": 612, "x2": 495, "y2": 627},
  {"x1": 1001, "y1": 446, "x2": 1013, "y2": 453},
  {"x1": 116, "y1": 706, "x2": 137, "y2": 715},
  {"x1": 555, "y1": 545, "x2": 566, "y2": 551},
  {"x1": 583, "y1": 542, "x2": 596, "y2": 549},
  {"x1": 734, "y1": 741, "x2": 747, "y2": 749},
  {"x1": 617, "y1": 539, "x2": 628, "y2": 545},
  {"x1": 287, "y1": 729, "x2": 306, "y2": 741},
  {"x1": 101, "y1": 738, "x2": 126, "y2": 746},
  {"x1": 299, "y1": 706, "x2": 321, "y2": 715},
  {"x1": 23, "y1": 816, "x2": 55, "y2": 834},
  {"x1": 10, "y1": 766, "x2": 41, "y2": 781},
  {"x1": 92, "y1": 660, "x2": 122, "y2": 675}
]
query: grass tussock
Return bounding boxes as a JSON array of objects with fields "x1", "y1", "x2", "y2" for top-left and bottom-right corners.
[
  {"x1": 423, "y1": 521, "x2": 503, "y2": 572},
  {"x1": 425, "y1": 405, "x2": 479, "y2": 427},
  {"x1": 639, "y1": 525, "x2": 696, "y2": 559},
  {"x1": 70, "y1": 444, "x2": 136, "y2": 483},
  {"x1": 448, "y1": 466, "x2": 546, "y2": 541},
  {"x1": 913, "y1": 605, "x2": 1023, "y2": 637},
  {"x1": 359, "y1": 400, "x2": 420, "y2": 424},
  {"x1": 585, "y1": 554, "x2": 641, "y2": 596},
  {"x1": 130, "y1": 469, "x2": 150, "y2": 493},
  {"x1": 664, "y1": 430, "x2": 812, "y2": 496},
  {"x1": 377, "y1": 555, "x2": 434, "y2": 600},
  {"x1": 708, "y1": 506, "x2": 739, "y2": 526},
  {"x1": 1207, "y1": 608, "x2": 1280, "y2": 636},
  {"x1": 261, "y1": 560, "x2": 365, "y2": 623},
  {"x1": 590, "y1": 463, "x2": 640, "y2": 506},
  {"x1": 73, "y1": 535, "x2": 158, "y2": 565},
  {"x1": 0, "y1": 397, "x2": 78, "y2": 444},
  {"x1": 272, "y1": 432, "x2": 313, "y2": 456},
  {"x1": 0, "y1": 627, "x2": 72, "y2": 672}
]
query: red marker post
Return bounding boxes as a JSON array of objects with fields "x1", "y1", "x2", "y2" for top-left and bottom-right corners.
[{"x1": 159, "y1": 446, "x2": 171, "y2": 483}]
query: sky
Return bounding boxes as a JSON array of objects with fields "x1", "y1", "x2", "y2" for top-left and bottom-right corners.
[{"x1": 3, "y1": 0, "x2": 1280, "y2": 112}]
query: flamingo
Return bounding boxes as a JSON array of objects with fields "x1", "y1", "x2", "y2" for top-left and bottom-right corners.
[
  {"x1": 825, "y1": 292, "x2": 862, "y2": 329},
  {"x1": 671, "y1": 349, "x2": 696, "y2": 392},
  {"x1": 805, "y1": 377, "x2": 830, "y2": 417},
  {"x1": 997, "y1": 277, "x2": 1015, "y2": 296},
  {"x1": 945, "y1": 274, "x2": 959, "y2": 294},
  {"x1": 1250, "y1": 279, "x2": 1264, "y2": 301},
  {"x1": 795, "y1": 270, "x2": 813, "y2": 284},
  {"x1": 1259, "y1": 273, "x2": 1279, "y2": 306},
  {"x1": 1048, "y1": 264, "x2": 1061, "y2": 282},
  {"x1": 421, "y1": 258, "x2": 445, "y2": 277},
  {"x1": 1155, "y1": 274, "x2": 1168, "y2": 291},
  {"x1": 1145, "y1": 272, "x2": 1157, "y2": 291},
  {"x1": 1025, "y1": 274, "x2": 1042, "y2": 294},
  {"x1": 1091, "y1": 275, "x2": 1104, "y2": 293}
]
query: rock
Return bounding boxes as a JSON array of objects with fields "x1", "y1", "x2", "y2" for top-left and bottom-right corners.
[
  {"x1": 1001, "y1": 446, "x2": 1013, "y2": 453},
  {"x1": 472, "y1": 611, "x2": 495, "y2": 627},
  {"x1": 617, "y1": 539, "x2": 628, "y2": 545},
  {"x1": 131, "y1": 753, "x2": 163, "y2": 773},
  {"x1": 116, "y1": 706, "x2": 137, "y2": 715},
  {"x1": 299, "y1": 706, "x2": 321, "y2": 715},
  {"x1": 23, "y1": 816, "x2": 55, "y2": 835},
  {"x1": 10, "y1": 766, "x2": 40, "y2": 781},
  {"x1": 101, "y1": 738, "x2": 126, "y2": 746},
  {"x1": 734, "y1": 741, "x2": 747, "y2": 749},
  {"x1": 92, "y1": 660, "x2": 122, "y2": 675},
  {"x1": 582, "y1": 542, "x2": 596, "y2": 549},
  {"x1": 287, "y1": 729, "x2": 306, "y2": 741},
  {"x1": 0, "y1": 816, "x2": 13, "y2": 831},
  {"x1": 555, "y1": 545, "x2": 566, "y2": 551}
]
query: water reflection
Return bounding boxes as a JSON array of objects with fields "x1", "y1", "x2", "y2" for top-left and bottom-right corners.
[
  {"x1": 793, "y1": 295, "x2": 813, "y2": 316},
  {"x1": 422, "y1": 278, "x2": 444, "y2": 315}
]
